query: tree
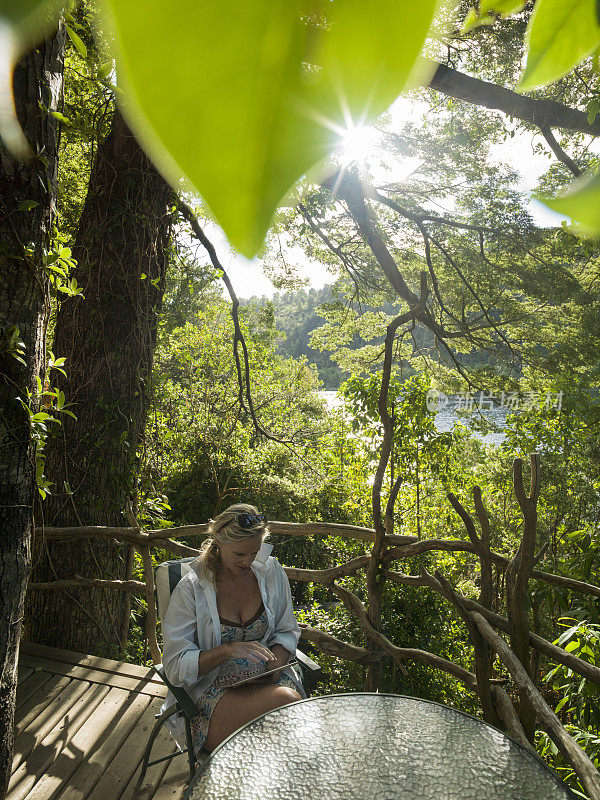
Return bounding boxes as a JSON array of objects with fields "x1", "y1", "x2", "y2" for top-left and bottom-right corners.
[
  {"x1": 0, "y1": 24, "x2": 65, "y2": 797},
  {"x1": 26, "y1": 108, "x2": 174, "y2": 653}
]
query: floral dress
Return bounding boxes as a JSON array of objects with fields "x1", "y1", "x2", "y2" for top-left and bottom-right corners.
[{"x1": 190, "y1": 604, "x2": 302, "y2": 756}]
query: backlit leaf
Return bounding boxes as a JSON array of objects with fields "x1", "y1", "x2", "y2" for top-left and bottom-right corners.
[
  {"x1": 0, "y1": 0, "x2": 62, "y2": 40},
  {"x1": 0, "y1": 0, "x2": 63, "y2": 158},
  {"x1": 462, "y1": 0, "x2": 524, "y2": 31},
  {"x1": 17, "y1": 199, "x2": 39, "y2": 210},
  {"x1": 100, "y1": 0, "x2": 439, "y2": 257},
  {"x1": 480, "y1": 0, "x2": 526, "y2": 15},
  {"x1": 555, "y1": 696, "x2": 571, "y2": 712},
  {"x1": 65, "y1": 21, "x2": 86, "y2": 58},
  {"x1": 96, "y1": 59, "x2": 113, "y2": 79},
  {"x1": 542, "y1": 172, "x2": 600, "y2": 234},
  {"x1": 49, "y1": 110, "x2": 70, "y2": 125},
  {"x1": 519, "y1": 0, "x2": 600, "y2": 91}
]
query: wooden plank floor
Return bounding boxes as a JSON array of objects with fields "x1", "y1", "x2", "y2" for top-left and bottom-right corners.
[{"x1": 12, "y1": 643, "x2": 192, "y2": 800}]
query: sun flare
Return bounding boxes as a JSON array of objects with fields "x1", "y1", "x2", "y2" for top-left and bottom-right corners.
[{"x1": 339, "y1": 124, "x2": 379, "y2": 165}]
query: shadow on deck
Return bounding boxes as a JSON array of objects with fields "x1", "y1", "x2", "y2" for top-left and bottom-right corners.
[{"x1": 12, "y1": 642, "x2": 189, "y2": 800}]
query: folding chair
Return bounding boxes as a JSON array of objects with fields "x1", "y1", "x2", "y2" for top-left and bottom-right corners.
[{"x1": 135, "y1": 557, "x2": 323, "y2": 794}]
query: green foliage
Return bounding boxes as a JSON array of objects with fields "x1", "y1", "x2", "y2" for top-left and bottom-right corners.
[
  {"x1": 459, "y1": 0, "x2": 600, "y2": 235},
  {"x1": 543, "y1": 173, "x2": 600, "y2": 236},
  {"x1": 500, "y1": 388, "x2": 600, "y2": 565},
  {"x1": 56, "y1": 0, "x2": 115, "y2": 241},
  {"x1": 1, "y1": 325, "x2": 27, "y2": 365},
  {"x1": 0, "y1": 0, "x2": 64, "y2": 157},
  {"x1": 243, "y1": 285, "x2": 399, "y2": 389},
  {"x1": 145, "y1": 294, "x2": 329, "y2": 526},
  {"x1": 40, "y1": 228, "x2": 84, "y2": 298},
  {"x1": 463, "y1": 0, "x2": 526, "y2": 30},
  {"x1": 548, "y1": 618, "x2": 600, "y2": 729},
  {"x1": 7, "y1": 0, "x2": 600, "y2": 248},
  {"x1": 538, "y1": 619, "x2": 600, "y2": 795},
  {"x1": 18, "y1": 353, "x2": 76, "y2": 498},
  {"x1": 519, "y1": 0, "x2": 600, "y2": 91}
]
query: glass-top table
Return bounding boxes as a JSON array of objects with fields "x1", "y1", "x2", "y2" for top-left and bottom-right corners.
[{"x1": 184, "y1": 693, "x2": 577, "y2": 800}]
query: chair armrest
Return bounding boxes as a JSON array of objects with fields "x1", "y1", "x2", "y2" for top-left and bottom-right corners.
[
  {"x1": 296, "y1": 644, "x2": 325, "y2": 695},
  {"x1": 296, "y1": 647, "x2": 322, "y2": 675},
  {"x1": 153, "y1": 663, "x2": 199, "y2": 719}
]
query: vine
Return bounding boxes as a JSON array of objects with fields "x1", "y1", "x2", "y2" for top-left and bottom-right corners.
[{"x1": 18, "y1": 352, "x2": 76, "y2": 499}]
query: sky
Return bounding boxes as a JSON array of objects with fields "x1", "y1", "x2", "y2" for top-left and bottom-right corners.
[{"x1": 205, "y1": 93, "x2": 571, "y2": 300}]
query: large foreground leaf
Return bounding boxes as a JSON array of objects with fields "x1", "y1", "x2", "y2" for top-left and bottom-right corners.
[
  {"x1": 0, "y1": 0, "x2": 61, "y2": 36},
  {"x1": 542, "y1": 172, "x2": 600, "y2": 234},
  {"x1": 519, "y1": 0, "x2": 600, "y2": 91},
  {"x1": 101, "y1": 0, "x2": 438, "y2": 257},
  {"x1": 0, "y1": 0, "x2": 63, "y2": 157}
]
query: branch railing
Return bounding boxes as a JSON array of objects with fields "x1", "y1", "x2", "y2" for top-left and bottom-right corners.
[{"x1": 30, "y1": 515, "x2": 600, "y2": 687}]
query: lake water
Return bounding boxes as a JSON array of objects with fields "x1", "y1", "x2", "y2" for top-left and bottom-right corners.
[{"x1": 319, "y1": 390, "x2": 508, "y2": 445}]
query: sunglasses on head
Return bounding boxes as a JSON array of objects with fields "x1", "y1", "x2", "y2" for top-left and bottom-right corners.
[{"x1": 237, "y1": 512, "x2": 267, "y2": 529}]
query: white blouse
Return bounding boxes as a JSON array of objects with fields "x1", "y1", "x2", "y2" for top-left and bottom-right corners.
[{"x1": 160, "y1": 543, "x2": 303, "y2": 741}]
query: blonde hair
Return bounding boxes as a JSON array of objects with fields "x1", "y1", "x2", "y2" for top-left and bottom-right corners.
[{"x1": 199, "y1": 503, "x2": 269, "y2": 577}]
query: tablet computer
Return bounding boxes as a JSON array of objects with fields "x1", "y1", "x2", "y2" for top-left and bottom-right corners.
[{"x1": 226, "y1": 660, "x2": 299, "y2": 689}]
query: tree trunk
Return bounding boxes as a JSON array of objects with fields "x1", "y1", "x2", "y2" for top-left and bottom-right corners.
[
  {"x1": 26, "y1": 110, "x2": 173, "y2": 654},
  {"x1": 0, "y1": 27, "x2": 65, "y2": 798}
]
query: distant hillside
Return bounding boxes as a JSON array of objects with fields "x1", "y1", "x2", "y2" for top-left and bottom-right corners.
[
  {"x1": 242, "y1": 286, "x2": 347, "y2": 389},
  {"x1": 242, "y1": 285, "x2": 516, "y2": 389}
]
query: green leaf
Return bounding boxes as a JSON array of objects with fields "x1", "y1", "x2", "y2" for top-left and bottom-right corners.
[
  {"x1": 461, "y1": 8, "x2": 480, "y2": 31},
  {"x1": 519, "y1": 0, "x2": 600, "y2": 91},
  {"x1": 49, "y1": 110, "x2": 71, "y2": 125},
  {"x1": 0, "y1": 1, "x2": 64, "y2": 159},
  {"x1": 96, "y1": 59, "x2": 113, "y2": 79},
  {"x1": 100, "y1": 0, "x2": 439, "y2": 257},
  {"x1": 0, "y1": 0, "x2": 63, "y2": 42},
  {"x1": 47, "y1": 263, "x2": 67, "y2": 277},
  {"x1": 65, "y1": 21, "x2": 87, "y2": 58},
  {"x1": 583, "y1": 533, "x2": 592, "y2": 549},
  {"x1": 480, "y1": 0, "x2": 526, "y2": 15},
  {"x1": 555, "y1": 696, "x2": 571, "y2": 712},
  {"x1": 558, "y1": 622, "x2": 581, "y2": 646},
  {"x1": 17, "y1": 199, "x2": 39, "y2": 211},
  {"x1": 101, "y1": 80, "x2": 123, "y2": 95},
  {"x1": 542, "y1": 171, "x2": 600, "y2": 234},
  {"x1": 462, "y1": 0, "x2": 525, "y2": 31}
]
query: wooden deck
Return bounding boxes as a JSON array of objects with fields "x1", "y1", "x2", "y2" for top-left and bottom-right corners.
[{"x1": 12, "y1": 643, "x2": 191, "y2": 800}]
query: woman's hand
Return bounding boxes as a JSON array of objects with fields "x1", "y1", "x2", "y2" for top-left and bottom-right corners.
[
  {"x1": 225, "y1": 641, "x2": 277, "y2": 665},
  {"x1": 198, "y1": 642, "x2": 275, "y2": 676},
  {"x1": 255, "y1": 644, "x2": 290, "y2": 682}
]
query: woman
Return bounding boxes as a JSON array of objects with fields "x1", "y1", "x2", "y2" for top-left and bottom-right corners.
[{"x1": 162, "y1": 503, "x2": 304, "y2": 755}]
